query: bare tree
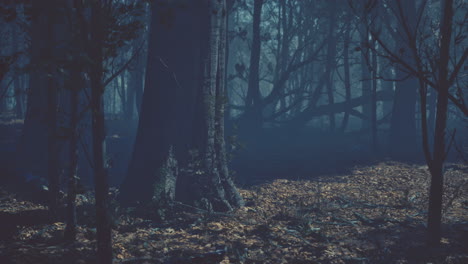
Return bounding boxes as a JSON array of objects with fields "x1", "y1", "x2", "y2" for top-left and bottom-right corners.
[{"x1": 371, "y1": 0, "x2": 467, "y2": 245}]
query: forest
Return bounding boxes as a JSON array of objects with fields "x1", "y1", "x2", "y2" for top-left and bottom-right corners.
[{"x1": 0, "y1": 0, "x2": 467, "y2": 263}]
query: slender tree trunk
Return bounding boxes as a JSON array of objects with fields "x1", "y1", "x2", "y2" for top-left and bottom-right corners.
[
  {"x1": 89, "y1": 3, "x2": 112, "y2": 263},
  {"x1": 427, "y1": 89, "x2": 437, "y2": 141},
  {"x1": 216, "y1": 6, "x2": 244, "y2": 208},
  {"x1": 382, "y1": 67, "x2": 394, "y2": 121},
  {"x1": 201, "y1": 0, "x2": 243, "y2": 211},
  {"x1": 126, "y1": 62, "x2": 136, "y2": 120},
  {"x1": 64, "y1": 0, "x2": 84, "y2": 240},
  {"x1": 242, "y1": 0, "x2": 263, "y2": 132},
  {"x1": 360, "y1": 21, "x2": 372, "y2": 130},
  {"x1": 47, "y1": 69, "x2": 59, "y2": 217},
  {"x1": 64, "y1": 69, "x2": 79, "y2": 241},
  {"x1": 371, "y1": 40, "x2": 378, "y2": 153},
  {"x1": 13, "y1": 24, "x2": 24, "y2": 119},
  {"x1": 340, "y1": 20, "x2": 351, "y2": 132},
  {"x1": 325, "y1": 0, "x2": 337, "y2": 131},
  {"x1": 263, "y1": 0, "x2": 288, "y2": 121},
  {"x1": 112, "y1": 79, "x2": 117, "y2": 115},
  {"x1": 389, "y1": 0, "x2": 418, "y2": 159},
  {"x1": 427, "y1": 0, "x2": 453, "y2": 246},
  {"x1": 119, "y1": 71, "x2": 123, "y2": 117},
  {"x1": 46, "y1": 1, "x2": 59, "y2": 218}
]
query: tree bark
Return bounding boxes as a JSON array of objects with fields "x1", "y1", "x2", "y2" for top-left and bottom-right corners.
[
  {"x1": 371, "y1": 38, "x2": 378, "y2": 153},
  {"x1": 216, "y1": 6, "x2": 244, "y2": 208},
  {"x1": 340, "y1": 17, "x2": 352, "y2": 132},
  {"x1": 89, "y1": 3, "x2": 112, "y2": 263},
  {"x1": 64, "y1": 68, "x2": 79, "y2": 242},
  {"x1": 46, "y1": 0, "x2": 60, "y2": 218},
  {"x1": 360, "y1": 18, "x2": 372, "y2": 130},
  {"x1": 388, "y1": 0, "x2": 418, "y2": 159},
  {"x1": 241, "y1": 0, "x2": 264, "y2": 133},
  {"x1": 120, "y1": 0, "x2": 243, "y2": 212},
  {"x1": 12, "y1": 22, "x2": 24, "y2": 119},
  {"x1": 18, "y1": 0, "x2": 50, "y2": 182},
  {"x1": 64, "y1": 0, "x2": 85, "y2": 241},
  {"x1": 325, "y1": 0, "x2": 337, "y2": 131},
  {"x1": 427, "y1": 0, "x2": 453, "y2": 246}
]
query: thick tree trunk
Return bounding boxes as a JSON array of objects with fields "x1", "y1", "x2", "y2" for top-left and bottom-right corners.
[
  {"x1": 119, "y1": 0, "x2": 183, "y2": 205},
  {"x1": 120, "y1": 0, "x2": 243, "y2": 212},
  {"x1": 18, "y1": 0, "x2": 50, "y2": 180}
]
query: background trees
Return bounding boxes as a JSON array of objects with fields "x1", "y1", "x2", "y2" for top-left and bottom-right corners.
[{"x1": 0, "y1": 0, "x2": 465, "y2": 260}]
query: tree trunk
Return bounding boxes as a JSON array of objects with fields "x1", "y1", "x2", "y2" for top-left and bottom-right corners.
[
  {"x1": 198, "y1": 0, "x2": 243, "y2": 211},
  {"x1": 64, "y1": 68, "x2": 79, "y2": 242},
  {"x1": 64, "y1": 0, "x2": 85, "y2": 241},
  {"x1": 427, "y1": 0, "x2": 453, "y2": 246},
  {"x1": 89, "y1": 3, "x2": 112, "y2": 263},
  {"x1": 241, "y1": 0, "x2": 264, "y2": 133},
  {"x1": 325, "y1": 0, "x2": 337, "y2": 131},
  {"x1": 18, "y1": 0, "x2": 51, "y2": 182},
  {"x1": 371, "y1": 40, "x2": 378, "y2": 153},
  {"x1": 216, "y1": 7, "x2": 244, "y2": 208},
  {"x1": 340, "y1": 19, "x2": 351, "y2": 132},
  {"x1": 360, "y1": 21, "x2": 372, "y2": 130},
  {"x1": 13, "y1": 23, "x2": 24, "y2": 119},
  {"x1": 389, "y1": 0, "x2": 418, "y2": 159},
  {"x1": 120, "y1": 0, "x2": 243, "y2": 212},
  {"x1": 381, "y1": 67, "x2": 394, "y2": 121},
  {"x1": 47, "y1": 50, "x2": 59, "y2": 217}
]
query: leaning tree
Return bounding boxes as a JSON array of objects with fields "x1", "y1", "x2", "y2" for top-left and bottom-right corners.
[{"x1": 119, "y1": 0, "x2": 244, "y2": 212}]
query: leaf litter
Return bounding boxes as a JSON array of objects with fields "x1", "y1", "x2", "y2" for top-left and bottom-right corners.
[{"x1": 0, "y1": 161, "x2": 467, "y2": 263}]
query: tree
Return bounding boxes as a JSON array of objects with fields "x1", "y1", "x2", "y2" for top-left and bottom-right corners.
[
  {"x1": 241, "y1": 0, "x2": 264, "y2": 133},
  {"x1": 119, "y1": 0, "x2": 244, "y2": 212},
  {"x1": 64, "y1": 0, "x2": 87, "y2": 242},
  {"x1": 387, "y1": 0, "x2": 419, "y2": 159},
  {"x1": 371, "y1": 0, "x2": 467, "y2": 245},
  {"x1": 17, "y1": 0, "x2": 52, "y2": 192},
  {"x1": 88, "y1": 2, "x2": 112, "y2": 260},
  {"x1": 17, "y1": 0, "x2": 63, "y2": 218},
  {"x1": 324, "y1": 0, "x2": 338, "y2": 131},
  {"x1": 424, "y1": 0, "x2": 457, "y2": 246}
]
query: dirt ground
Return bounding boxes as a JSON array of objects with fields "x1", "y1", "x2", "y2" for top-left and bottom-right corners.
[{"x1": 0, "y1": 161, "x2": 467, "y2": 264}]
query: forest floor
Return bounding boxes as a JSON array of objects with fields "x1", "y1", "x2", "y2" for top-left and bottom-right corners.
[{"x1": 0, "y1": 161, "x2": 467, "y2": 264}]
